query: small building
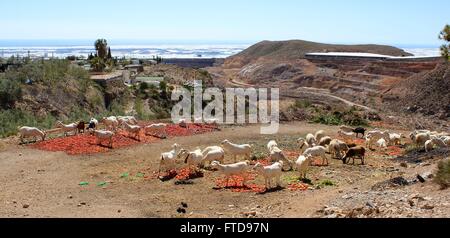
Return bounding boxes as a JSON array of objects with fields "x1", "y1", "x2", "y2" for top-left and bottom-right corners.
[
  {"x1": 90, "y1": 70, "x2": 124, "y2": 86},
  {"x1": 124, "y1": 64, "x2": 144, "y2": 73}
]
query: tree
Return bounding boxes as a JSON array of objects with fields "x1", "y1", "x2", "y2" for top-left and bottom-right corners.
[
  {"x1": 107, "y1": 47, "x2": 112, "y2": 59},
  {"x1": 439, "y1": 24, "x2": 450, "y2": 61},
  {"x1": 94, "y1": 39, "x2": 108, "y2": 59}
]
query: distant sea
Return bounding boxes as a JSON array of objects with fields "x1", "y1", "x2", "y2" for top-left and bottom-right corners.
[{"x1": 0, "y1": 40, "x2": 441, "y2": 59}]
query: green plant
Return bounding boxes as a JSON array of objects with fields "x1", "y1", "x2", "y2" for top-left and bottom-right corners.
[
  {"x1": 434, "y1": 159, "x2": 450, "y2": 189},
  {"x1": 0, "y1": 77, "x2": 22, "y2": 109}
]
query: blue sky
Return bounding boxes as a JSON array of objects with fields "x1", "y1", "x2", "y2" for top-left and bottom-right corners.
[{"x1": 0, "y1": 0, "x2": 448, "y2": 46}]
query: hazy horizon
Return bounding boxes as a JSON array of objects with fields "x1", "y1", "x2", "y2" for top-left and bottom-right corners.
[{"x1": 1, "y1": 0, "x2": 448, "y2": 47}]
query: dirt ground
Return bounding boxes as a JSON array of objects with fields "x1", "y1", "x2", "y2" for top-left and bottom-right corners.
[{"x1": 0, "y1": 122, "x2": 448, "y2": 218}]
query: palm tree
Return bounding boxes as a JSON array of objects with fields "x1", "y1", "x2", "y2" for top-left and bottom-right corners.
[{"x1": 95, "y1": 39, "x2": 108, "y2": 59}]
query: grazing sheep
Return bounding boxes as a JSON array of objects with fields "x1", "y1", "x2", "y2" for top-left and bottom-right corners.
[
  {"x1": 303, "y1": 146, "x2": 329, "y2": 166},
  {"x1": 425, "y1": 138, "x2": 447, "y2": 152},
  {"x1": 306, "y1": 133, "x2": 317, "y2": 147},
  {"x1": 92, "y1": 130, "x2": 114, "y2": 148},
  {"x1": 18, "y1": 127, "x2": 46, "y2": 143},
  {"x1": 353, "y1": 127, "x2": 367, "y2": 138},
  {"x1": 159, "y1": 144, "x2": 183, "y2": 174},
  {"x1": 409, "y1": 130, "x2": 431, "y2": 141},
  {"x1": 221, "y1": 140, "x2": 252, "y2": 162},
  {"x1": 117, "y1": 116, "x2": 138, "y2": 125},
  {"x1": 100, "y1": 117, "x2": 119, "y2": 132},
  {"x1": 55, "y1": 121, "x2": 78, "y2": 137},
  {"x1": 269, "y1": 146, "x2": 293, "y2": 171},
  {"x1": 297, "y1": 138, "x2": 314, "y2": 153},
  {"x1": 343, "y1": 146, "x2": 366, "y2": 165},
  {"x1": 211, "y1": 161, "x2": 251, "y2": 187},
  {"x1": 315, "y1": 130, "x2": 326, "y2": 142},
  {"x1": 328, "y1": 139, "x2": 349, "y2": 159},
  {"x1": 389, "y1": 133, "x2": 402, "y2": 146},
  {"x1": 253, "y1": 161, "x2": 284, "y2": 189},
  {"x1": 267, "y1": 140, "x2": 278, "y2": 152},
  {"x1": 145, "y1": 123, "x2": 168, "y2": 138},
  {"x1": 414, "y1": 133, "x2": 431, "y2": 147},
  {"x1": 121, "y1": 121, "x2": 141, "y2": 141},
  {"x1": 319, "y1": 136, "x2": 333, "y2": 147},
  {"x1": 202, "y1": 146, "x2": 225, "y2": 165},
  {"x1": 180, "y1": 148, "x2": 204, "y2": 169},
  {"x1": 365, "y1": 131, "x2": 390, "y2": 150},
  {"x1": 376, "y1": 138, "x2": 388, "y2": 150},
  {"x1": 295, "y1": 155, "x2": 312, "y2": 179}
]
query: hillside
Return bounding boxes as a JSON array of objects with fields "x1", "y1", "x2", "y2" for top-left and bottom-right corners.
[
  {"x1": 383, "y1": 63, "x2": 450, "y2": 120},
  {"x1": 224, "y1": 40, "x2": 413, "y2": 68}
]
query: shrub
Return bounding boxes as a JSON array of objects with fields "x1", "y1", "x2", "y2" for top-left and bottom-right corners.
[
  {"x1": 0, "y1": 78, "x2": 22, "y2": 109},
  {"x1": 434, "y1": 158, "x2": 450, "y2": 189}
]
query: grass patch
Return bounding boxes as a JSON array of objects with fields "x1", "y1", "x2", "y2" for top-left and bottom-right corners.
[{"x1": 316, "y1": 179, "x2": 337, "y2": 189}]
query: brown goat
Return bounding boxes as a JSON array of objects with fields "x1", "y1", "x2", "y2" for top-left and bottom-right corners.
[{"x1": 343, "y1": 146, "x2": 366, "y2": 165}]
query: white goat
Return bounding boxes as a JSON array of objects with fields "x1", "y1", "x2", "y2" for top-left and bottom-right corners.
[
  {"x1": 319, "y1": 136, "x2": 333, "y2": 147},
  {"x1": 159, "y1": 144, "x2": 183, "y2": 174},
  {"x1": 55, "y1": 121, "x2": 78, "y2": 137},
  {"x1": 180, "y1": 148, "x2": 204, "y2": 169},
  {"x1": 376, "y1": 138, "x2": 388, "y2": 150},
  {"x1": 303, "y1": 146, "x2": 329, "y2": 166},
  {"x1": 145, "y1": 123, "x2": 168, "y2": 138},
  {"x1": 389, "y1": 133, "x2": 402, "y2": 146},
  {"x1": 425, "y1": 138, "x2": 447, "y2": 152},
  {"x1": 18, "y1": 127, "x2": 46, "y2": 143},
  {"x1": 414, "y1": 133, "x2": 431, "y2": 147},
  {"x1": 221, "y1": 140, "x2": 252, "y2": 162},
  {"x1": 211, "y1": 161, "x2": 251, "y2": 187},
  {"x1": 92, "y1": 130, "x2": 114, "y2": 148},
  {"x1": 117, "y1": 116, "x2": 138, "y2": 125},
  {"x1": 295, "y1": 155, "x2": 312, "y2": 179},
  {"x1": 101, "y1": 117, "x2": 119, "y2": 132},
  {"x1": 122, "y1": 121, "x2": 141, "y2": 140},
  {"x1": 315, "y1": 130, "x2": 326, "y2": 142},
  {"x1": 306, "y1": 133, "x2": 317, "y2": 147},
  {"x1": 202, "y1": 146, "x2": 225, "y2": 165},
  {"x1": 328, "y1": 139, "x2": 349, "y2": 159},
  {"x1": 267, "y1": 140, "x2": 278, "y2": 152},
  {"x1": 253, "y1": 161, "x2": 284, "y2": 189}
]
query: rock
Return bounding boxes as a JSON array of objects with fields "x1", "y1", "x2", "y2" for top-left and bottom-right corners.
[
  {"x1": 19, "y1": 153, "x2": 23, "y2": 157},
  {"x1": 421, "y1": 204, "x2": 434, "y2": 210},
  {"x1": 228, "y1": 205, "x2": 235, "y2": 208},
  {"x1": 408, "y1": 200, "x2": 415, "y2": 207},
  {"x1": 417, "y1": 175, "x2": 426, "y2": 183},
  {"x1": 342, "y1": 194, "x2": 353, "y2": 200},
  {"x1": 421, "y1": 172, "x2": 434, "y2": 179},
  {"x1": 23, "y1": 204, "x2": 30, "y2": 209},
  {"x1": 400, "y1": 162, "x2": 408, "y2": 168},
  {"x1": 68, "y1": 195, "x2": 73, "y2": 199},
  {"x1": 366, "y1": 201, "x2": 375, "y2": 208},
  {"x1": 243, "y1": 211, "x2": 257, "y2": 217}
]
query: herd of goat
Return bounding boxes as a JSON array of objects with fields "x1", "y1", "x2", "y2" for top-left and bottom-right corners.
[
  {"x1": 159, "y1": 126, "x2": 450, "y2": 189},
  {"x1": 16, "y1": 118, "x2": 450, "y2": 190}
]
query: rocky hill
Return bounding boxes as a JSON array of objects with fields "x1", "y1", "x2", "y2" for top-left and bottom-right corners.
[
  {"x1": 224, "y1": 40, "x2": 413, "y2": 68},
  {"x1": 383, "y1": 63, "x2": 450, "y2": 120}
]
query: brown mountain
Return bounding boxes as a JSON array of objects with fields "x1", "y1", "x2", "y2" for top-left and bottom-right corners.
[{"x1": 224, "y1": 40, "x2": 413, "y2": 68}]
